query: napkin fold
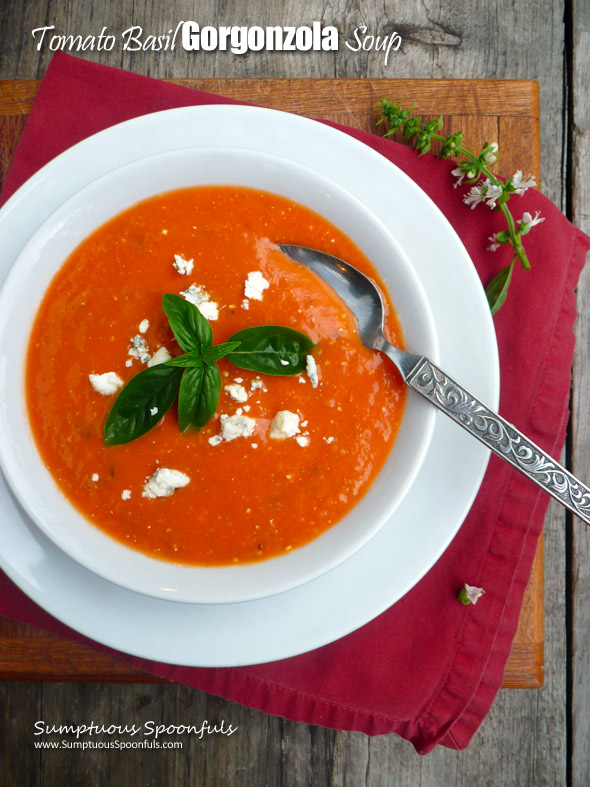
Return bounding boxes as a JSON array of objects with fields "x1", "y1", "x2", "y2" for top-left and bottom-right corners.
[{"x1": 1, "y1": 53, "x2": 588, "y2": 753}]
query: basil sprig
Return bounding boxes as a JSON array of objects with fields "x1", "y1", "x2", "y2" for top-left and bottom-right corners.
[{"x1": 103, "y1": 294, "x2": 315, "y2": 445}]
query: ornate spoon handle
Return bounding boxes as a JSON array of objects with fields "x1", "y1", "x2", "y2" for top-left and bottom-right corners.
[{"x1": 404, "y1": 356, "x2": 590, "y2": 525}]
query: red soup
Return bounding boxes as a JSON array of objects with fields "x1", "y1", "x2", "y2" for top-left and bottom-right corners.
[{"x1": 26, "y1": 186, "x2": 406, "y2": 566}]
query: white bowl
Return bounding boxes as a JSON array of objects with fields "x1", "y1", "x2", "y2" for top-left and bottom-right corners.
[{"x1": 0, "y1": 146, "x2": 437, "y2": 603}]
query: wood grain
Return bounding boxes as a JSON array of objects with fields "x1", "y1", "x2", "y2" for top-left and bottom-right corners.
[
  {"x1": 0, "y1": 76, "x2": 543, "y2": 689},
  {"x1": 570, "y1": 1, "x2": 590, "y2": 785}
]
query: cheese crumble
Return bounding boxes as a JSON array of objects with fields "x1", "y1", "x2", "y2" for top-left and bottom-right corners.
[
  {"x1": 220, "y1": 414, "x2": 256, "y2": 441},
  {"x1": 197, "y1": 300, "x2": 219, "y2": 321},
  {"x1": 138, "y1": 319, "x2": 149, "y2": 334},
  {"x1": 306, "y1": 355, "x2": 319, "y2": 388},
  {"x1": 225, "y1": 384, "x2": 248, "y2": 403},
  {"x1": 147, "y1": 347, "x2": 172, "y2": 367},
  {"x1": 128, "y1": 335, "x2": 151, "y2": 364},
  {"x1": 173, "y1": 254, "x2": 194, "y2": 276},
  {"x1": 269, "y1": 411, "x2": 300, "y2": 440},
  {"x1": 244, "y1": 271, "x2": 270, "y2": 301},
  {"x1": 143, "y1": 468, "x2": 191, "y2": 498},
  {"x1": 88, "y1": 372, "x2": 124, "y2": 396},
  {"x1": 180, "y1": 283, "x2": 219, "y2": 320}
]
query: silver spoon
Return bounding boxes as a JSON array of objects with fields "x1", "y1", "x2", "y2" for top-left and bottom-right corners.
[{"x1": 280, "y1": 244, "x2": 590, "y2": 526}]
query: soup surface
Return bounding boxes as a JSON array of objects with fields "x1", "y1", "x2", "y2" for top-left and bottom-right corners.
[{"x1": 26, "y1": 186, "x2": 405, "y2": 565}]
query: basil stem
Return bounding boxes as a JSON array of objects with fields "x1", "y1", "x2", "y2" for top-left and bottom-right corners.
[{"x1": 202, "y1": 341, "x2": 241, "y2": 365}]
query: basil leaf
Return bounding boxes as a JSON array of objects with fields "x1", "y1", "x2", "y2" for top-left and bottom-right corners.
[
  {"x1": 162, "y1": 293, "x2": 212, "y2": 352},
  {"x1": 486, "y1": 259, "x2": 514, "y2": 315},
  {"x1": 165, "y1": 350, "x2": 204, "y2": 368},
  {"x1": 227, "y1": 325, "x2": 314, "y2": 375},
  {"x1": 104, "y1": 365, "x2": 182, "y2": 446},
  {"x1": 203, "y1": 341, "x2": 241, "y2": 365},
  {"x1": 177, "y1": 363, "x2": 221, "y2": 432}
]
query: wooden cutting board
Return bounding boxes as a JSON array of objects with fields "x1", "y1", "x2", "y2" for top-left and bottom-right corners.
[{"x1": 0, "y1": 77, "x2": 543, "y2": 688}]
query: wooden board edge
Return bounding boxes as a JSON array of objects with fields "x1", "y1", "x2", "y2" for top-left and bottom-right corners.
[{"x1": 0, "y1": 77, "x2": 541, "y2": 118}]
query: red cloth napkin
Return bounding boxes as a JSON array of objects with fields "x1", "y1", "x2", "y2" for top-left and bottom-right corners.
[{"x1": 1, "y1": 53, "x2": 588, "y2": 753}]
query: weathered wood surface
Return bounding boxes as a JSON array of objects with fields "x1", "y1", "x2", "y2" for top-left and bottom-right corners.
[
  {"x1": 0, "y1": 0, "x2": 579, "y2": 784},
  {"x1": 570, "y1": 1, "x2": 590, "y2": 786}
]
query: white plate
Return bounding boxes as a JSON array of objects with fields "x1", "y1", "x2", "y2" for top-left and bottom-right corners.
[{"x1": 0, "y1": 105, "x2": 498, "y2": 666}]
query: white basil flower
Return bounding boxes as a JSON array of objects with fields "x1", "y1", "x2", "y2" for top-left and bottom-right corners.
[
  {"x1": 519, "y1": 210, "x2": 545, "y2": 228},
  {"x1": 512, "y1": 170, "x2": 537, "y2": 195}
]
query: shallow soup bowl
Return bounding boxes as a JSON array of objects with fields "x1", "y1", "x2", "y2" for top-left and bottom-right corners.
[{"x1": 0, "y1": 146, "x2": 438, "y2": 604}]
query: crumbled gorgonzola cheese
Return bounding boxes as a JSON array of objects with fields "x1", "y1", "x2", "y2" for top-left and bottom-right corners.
[
  {"x1": 138, "y1": 319, "x2": 149, "y2": 334},
  {"x1": 220, "y1": 414, "x2": 256, "y2": 441},
  {"x1": 244, "y1": 271, "x2": 270, "y2": 301},
  {"x1": 180, "y1": 284, "x2": 208, "y2": 305},
  {"x1": 225, "y1": 384, "x2": 248, "y2": 403},
  {"x1": 295, "y1": 435, "x2": 310, "y2": 448},
  {"x1": 121, "y1": 489, "x2": 131, "y2": 501},
  {"x1": 269, "y1": 411, "x2": 300, "y2": 440},
  {"x1": 306, "y1": 355, "x2": 319, "y2": 388},
  {"x1": 88, "y1": 372, "x2": 124, "y2": 396},
  {"x1": 147, "y1": 346, "x2": 172, "y2": 367},
  {"x1": 197, "y1": 300, "x2": 219, "y2": 321},
  {"x1": 142, "y1": 468, "x2": 191, "y2": 498},
  {"x1": 173, "y1": 254, "x2": 194, "y2": 276},
  {"x1": 128, "y1": 335, "x2": 151, "y2": 364},
  {"x1": 180, "y1": 283, "x2": 218, "y2": 320}
]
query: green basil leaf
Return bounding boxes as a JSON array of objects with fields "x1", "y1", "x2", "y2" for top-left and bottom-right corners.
[
  {"x1": 165, "y1": 350, "x2": 204, "y2": 368},
  {"x1": 202, "y1": 341, "x2": 241, "y2": 365},
  {"x1": 162, "y1": 293, "x2": 212, "y2": 352},
  {"x1": 104, "y1": 365, "x2": 182, "y2": 446},
  {"x1": 177, "y1": 363, "x2": 221, "y2": 432},
  {"x1": 486, "y1": 259, "x2": 515, "y2": 315},
  {"x1": 227, "y1": 325, "x2": 314, "y2": 375}
]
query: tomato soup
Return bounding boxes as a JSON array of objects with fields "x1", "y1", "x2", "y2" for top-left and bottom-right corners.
[{"x1": 26, "y1": 186, "x2": 406, "y2": 566}]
